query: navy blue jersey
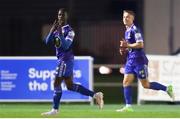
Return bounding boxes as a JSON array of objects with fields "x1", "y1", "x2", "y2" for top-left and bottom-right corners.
[
  {"x1": 45, "y1": 24, "x2": 75, "y2": 61},
  {"x1": 125, "y1": 24, "x2": 148, "y2": 65},
  {"x1": 124, "y1": 24, "x2": 148, "y2": 79}
]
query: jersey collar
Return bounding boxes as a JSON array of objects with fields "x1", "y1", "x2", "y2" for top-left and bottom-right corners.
[{"x1": 126, "y1": 24, "x2": 134, "y2": 32}]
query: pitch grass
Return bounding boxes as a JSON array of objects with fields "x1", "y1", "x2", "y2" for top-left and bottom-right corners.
[{"x1": 0, "y1": 103, "x2": 180, "y2": 118}]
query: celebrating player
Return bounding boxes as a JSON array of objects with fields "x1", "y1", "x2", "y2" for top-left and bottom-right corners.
[
  {"x1": 116, "y1": 10, "x2": 175, "y2": 112},
  {"x1": 41, "y1": 8, "x2": 104, "y2": 116}
]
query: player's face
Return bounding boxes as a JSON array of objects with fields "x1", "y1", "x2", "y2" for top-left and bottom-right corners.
[
  {"x1": 123, "y1": 12, "x2": 134, "y2": 27},
  {"x1": 58, "y1": 10, "x2": 66, "y2": 25}
]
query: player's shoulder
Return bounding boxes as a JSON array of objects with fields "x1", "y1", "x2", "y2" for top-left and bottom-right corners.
[
  {"x1": 63, "y1": 25, "x2": 75, "y2": 39},
  {"x1": 131, "y1": 25, "x2": 138, "y2": 31},
  {"x1": 131, "y1": 24, "x2": 141, "y2": 34},
  {"x1": 63, "y1": 24, "x2": 75, "y2": 34},
  {"x1": 62, "y1": 24, "x2": 73, "y2": 31}
]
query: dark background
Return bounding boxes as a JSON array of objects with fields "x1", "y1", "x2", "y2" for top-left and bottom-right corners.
[{"x1": 0, "y1": 0, "x2": 143, "y2": 64}]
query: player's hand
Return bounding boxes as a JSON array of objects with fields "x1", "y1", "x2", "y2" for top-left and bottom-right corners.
[
  {"x1": 120, "y1": 39, "x2": 128, "y2": 48},
  {"x1": 119, "y1": 39, "x2": 128, "y2": 55},
  {"x1": 119, "y1": 47, "x2": 127, "y2": 55},
  {"x1": 54, "y1": 20, "x2": 62, "y2": 35},
  {"x1": 50, "y1": 20, "x2": 58, "y2": 33},
  {"x1": 119, "y1": 66, "x2": 125, "y2": 74},
  {"x1": 57, "y1": 25, "x2": 62, "y2": 35}
]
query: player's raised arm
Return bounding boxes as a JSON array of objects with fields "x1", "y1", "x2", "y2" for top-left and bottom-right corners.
[{"x1": 44, "y1": 20, "x2": 58, "y2": 44}]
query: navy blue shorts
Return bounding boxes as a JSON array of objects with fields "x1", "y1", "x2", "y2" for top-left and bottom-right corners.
[
  {"x1": 125, "y1": 63, "x2": 148, "y2": 79},
  {"x1": 55, "y1": 59, "x2": 73, "y2": 77}
]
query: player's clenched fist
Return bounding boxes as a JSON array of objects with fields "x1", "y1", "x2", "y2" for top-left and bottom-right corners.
[
  {"x1": 50, "y1": 20, "x2": 58, "y2": 33},
  {"x1": 120, "y1": 40, "x2": 128, "y2": 48},
  {"x1": 119, "y1": 47, "x2": 127, "y2": 55},
  {"x1": 119, "y1": 39, "x2": 128, "y2": 55}
]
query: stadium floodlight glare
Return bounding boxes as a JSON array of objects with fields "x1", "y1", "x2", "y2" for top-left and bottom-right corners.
[{"x1": 99, "y1": 66, "x2": 112, "y2": 74}]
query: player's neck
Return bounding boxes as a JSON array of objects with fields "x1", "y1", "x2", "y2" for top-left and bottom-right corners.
[{"x1": 126, "y1": 23, "x2": 133, "y2": 29}]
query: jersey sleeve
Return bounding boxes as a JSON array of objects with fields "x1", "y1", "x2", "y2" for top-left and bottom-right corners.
[
  {"x1": 65, "y1": 30, "x2": 75, "y2": 41},
  {"x1": 44, "y1": 31, "x2": 55, "y2": 45},
  {"x1": 133, "y1": 27, "x2": 143, "y2": 43},
  {"x1": 59, "y1": 30, "x2": 75, "y2": 50}
]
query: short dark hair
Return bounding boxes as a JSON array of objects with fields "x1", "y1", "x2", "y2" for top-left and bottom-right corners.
[
  {"x1": 123, "y1": 10, "x2": 135, "y2": 17},
  {"x1": 58, "y1": 8, "x2": 67, "y2": 14}
]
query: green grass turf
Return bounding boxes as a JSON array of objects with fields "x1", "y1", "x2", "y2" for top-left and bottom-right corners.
[{"x1": 0, "y1": 103, "x2": 180, "y2": 118}]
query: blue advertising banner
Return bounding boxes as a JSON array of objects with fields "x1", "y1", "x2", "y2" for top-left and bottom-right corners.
[{"x1": 0, "y1": 56, "x2": 93, "y2": 102}]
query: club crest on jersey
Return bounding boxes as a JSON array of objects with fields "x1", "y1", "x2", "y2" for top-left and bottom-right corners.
[{"x1": 54, "y1": 37, "x2": 61, "y2": 48}]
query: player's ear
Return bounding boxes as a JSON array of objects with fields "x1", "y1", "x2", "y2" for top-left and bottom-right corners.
[{"x1": 131, "y1": 13, "x2": 135, "y2": 21}]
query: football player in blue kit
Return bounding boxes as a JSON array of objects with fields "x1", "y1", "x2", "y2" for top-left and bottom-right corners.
[
  {"x1": 117, "y1": 10, "x2": 174, "y2": 112},
  {"x1": 41, "y1": 8, "x2": 104, "y2": 115}
]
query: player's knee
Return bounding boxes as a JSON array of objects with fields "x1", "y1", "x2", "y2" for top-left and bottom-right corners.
[
  {"x1": 123, "y1": 80, "x2": 131, "y2": 87},
  {"x1": 142, "y1": 83, "x2": 150, "y2": 89},
  {"x1": 66, "y1": 83, "x2": 73, "y2": 90},
  {"x1": 54, "y1": 79, "x2": 61, "y2": 87}
]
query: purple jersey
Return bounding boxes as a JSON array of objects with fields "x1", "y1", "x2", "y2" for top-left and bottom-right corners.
[
  {"x1": 125, "y1": 24, "x2": 148, "y2": 65},
  {"x1": 45, "y1": 24, "x2": 75, "y2": 77},
  {"x1": 45, "y1": 24, "x2": 75, "y2": 61},
  {"x1": 55, "y1": 25, "x2": 75, "y2": 61}
]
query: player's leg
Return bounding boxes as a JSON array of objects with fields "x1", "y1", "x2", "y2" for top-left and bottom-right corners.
[
  {"x1": 41, "y1": 61, "x2": 65, "y2": 116},
  {"x1": 63, "y1": 59, "x2": 104, "y2": 109},
  {"x1": 140, "y1": 79, "x2": 174, "y2": 100},
  {"x1": 136, "y1": 64, "x2": 165, "y2": 90},
  {"x1": 41, "y1": 77, "x2": 63, "y2": 115},
  {"x1": 64, "y1": 76, "x2": 104, "y2": 109},
  {"x1": 116, "y1": 74, "x2": 135, "y2": 112},
  {"x1": 52, "y1": 77, "x2": 63, "y2": 110},
  {"x1": 140, "y1": 79, "x2": 166, "y2": 90},
  {"x1": 63, "y1": 59, "x2": 95, "y2": 97},
  {"x1": 64, "y1": 76, "x2": 94, "y2": 96},
  {"x1": 137, "y1": 65, "x2": 174, "y2": 100}
]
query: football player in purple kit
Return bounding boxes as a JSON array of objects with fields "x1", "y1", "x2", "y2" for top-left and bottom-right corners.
[
  {"x1": 41, "y1": 8, "x2": 104, "y2": 116},
  {"x1": 117, "y1": 10, "x2": 174, "y2": 112}
]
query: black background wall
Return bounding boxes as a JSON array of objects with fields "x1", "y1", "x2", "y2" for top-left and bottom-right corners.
[{"x1": 0, "y1": 0, "x2": 143, "y2": 64}]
